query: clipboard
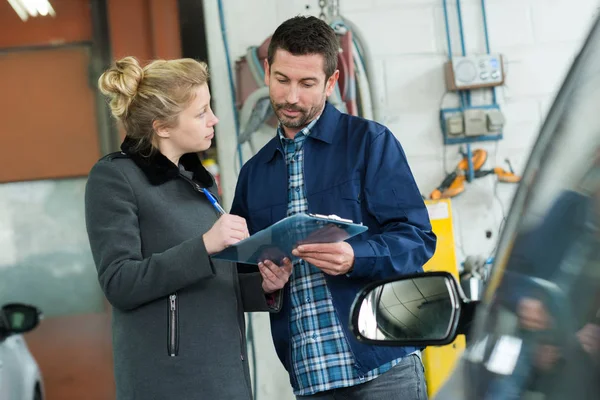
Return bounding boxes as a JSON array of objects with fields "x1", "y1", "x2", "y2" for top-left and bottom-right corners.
[{"x1": 211, "y1": 213, "x2": 368, "y2": 265}]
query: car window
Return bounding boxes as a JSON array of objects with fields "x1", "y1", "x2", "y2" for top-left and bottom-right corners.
[{"x1": 465, "y1": 19, "x2": 600, "y2": 400}]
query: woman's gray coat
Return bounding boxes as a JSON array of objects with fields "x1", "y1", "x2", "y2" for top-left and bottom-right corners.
[{"x1": 85, "y1": 138, "x2": 277, "y2": 400}]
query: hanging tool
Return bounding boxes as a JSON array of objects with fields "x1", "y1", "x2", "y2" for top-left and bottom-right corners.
[
  {"x1": 430, "y1": 151, "x2": 521, "y2": 200},
  {"x1": 474, "y1": 159, "x2": 521, "y2": 183},
  {"x1": 430, "y1": 149, "x2": 488, "y2": 200},
  {"x1": 430, "y1": 172, "x2": 464, "y2": 200}
]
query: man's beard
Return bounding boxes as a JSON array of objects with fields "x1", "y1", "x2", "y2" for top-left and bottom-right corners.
[{"x1": 271, "y1": 98, "x2": 324, "y2": 129}]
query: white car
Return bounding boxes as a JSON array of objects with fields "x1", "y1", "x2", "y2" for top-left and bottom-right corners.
[{"x1": 0, "y1": 304, "x2": 44, "y2": 400}]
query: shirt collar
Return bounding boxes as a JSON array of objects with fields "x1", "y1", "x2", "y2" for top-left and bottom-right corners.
[
  {"x1": 258, "y1": 102, "x2": 341, "y2": 164},
  {"x1": 278, "y1": 116, "x2": 320, "y2": 144}
]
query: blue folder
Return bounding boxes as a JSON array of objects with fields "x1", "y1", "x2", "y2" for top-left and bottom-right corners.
[{"x1": 211, "y1": 213, "x2": 368, "y2": 265}]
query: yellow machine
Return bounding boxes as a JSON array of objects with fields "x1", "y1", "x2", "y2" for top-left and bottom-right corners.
[{"x1": 421, "y1": 199, "x2": 466, "y2": 397}]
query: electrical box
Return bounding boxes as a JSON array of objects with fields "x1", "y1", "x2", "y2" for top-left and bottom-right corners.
[
  {"x1": 445, "y1": 114, "x2": 464, "y2": 136},
  {"x1": 445, "y1": 54, "x2": 504, "y2": 91},
  {"x1": 440, "y1": 105, "x2": 504, "y2": 145},
  {"x1": 486, "y1": 109, "x2": 505, "y2": 132},
  {"x1": 464, "y1": 109, "x2": 487, "y2": 136}
]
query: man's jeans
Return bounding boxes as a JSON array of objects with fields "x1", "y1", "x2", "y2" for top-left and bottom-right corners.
[{"x1": 296, "y1": 354, "x2": 428, "y2": 400}]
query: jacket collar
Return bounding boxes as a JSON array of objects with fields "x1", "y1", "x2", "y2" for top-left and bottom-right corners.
[
  {"x1": 259, "y1": 101, "x2": 341, "y2": 164},
  {"x1": 120, "y1": 136, "x2": 213, "y2": 187}
]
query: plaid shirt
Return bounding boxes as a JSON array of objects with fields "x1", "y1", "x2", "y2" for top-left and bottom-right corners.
[{"x1": 279, "y1": 119, "x2": 401, "y2": 395}]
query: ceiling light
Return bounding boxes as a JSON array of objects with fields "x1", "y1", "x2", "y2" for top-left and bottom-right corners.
[{"x1": 7, "y1": 0, "x2": 55, "y2": 22}]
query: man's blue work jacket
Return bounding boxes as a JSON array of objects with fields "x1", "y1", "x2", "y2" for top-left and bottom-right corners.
[{"x1": 231, "y1": 102, "x2": 437, "y2": 382}]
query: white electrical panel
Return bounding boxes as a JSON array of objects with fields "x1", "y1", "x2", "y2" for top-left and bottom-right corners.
[{"x1": 445, "y1": 54, "x2": 504, "y2": 91}]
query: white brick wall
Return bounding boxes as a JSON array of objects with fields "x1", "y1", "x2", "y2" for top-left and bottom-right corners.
[
  {"x1": 203, "y1": 1, "x2": 599, "y2": 398},
  {"x1": 344, "y1": 8, "x2": 439, "y2": 56},
  {"x1": 531, "y1": 0, "x2": 598, "y2": 44}
]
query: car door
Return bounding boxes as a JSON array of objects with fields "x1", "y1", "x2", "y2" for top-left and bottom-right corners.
[
  {"x1": 1, "y1": 336, "x2": 28, "y2": 399},
  {"x1": 5, "y1": 336, "x2": 29, "y2": 399},
  {"x1": 0, "y1": 339, "x2": 13, "y2": 400},
  {"x1": 436, "y1": 16, "x2": 600, "y2": 400},
  {"x1": 0, "y1": 341, "x2": 5, "y2": 399}
]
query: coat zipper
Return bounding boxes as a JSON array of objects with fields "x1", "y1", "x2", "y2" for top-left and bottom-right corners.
[
  {"x1": 164, "y1": 175, "x2": 202, "y2": 359},
  {"x1": 231, "y1": 260, "x2": 253, "y2": 400},
  {"x1": 238, "y1": 315, "x2": 244, "y2": 362},
  {"x1": 232, "y1": 267, "x2": 245, "y2": 362},
  {"x1": 168, "y1": 293, "x2": 179, "y2": 357}
]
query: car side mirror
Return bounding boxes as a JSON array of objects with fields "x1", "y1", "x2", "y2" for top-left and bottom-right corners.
[
  {"x1": 1, "y1": 304, "x2": 41, "y2": 335},
  {"x1": 350, "y1": 272, "x2": 478, "y2": 346}
]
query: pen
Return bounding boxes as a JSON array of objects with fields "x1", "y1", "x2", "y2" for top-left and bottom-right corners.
[{"x1": 202, "y1": 188, "x2": 226, "y2": 215}]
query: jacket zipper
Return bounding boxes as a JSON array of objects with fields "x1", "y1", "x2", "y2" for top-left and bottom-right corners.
[
  {"x1": 231, "y1": 261, "x2": 253, "y2": 400},
  {"x1": 168, "y1": 293, "x2": 179, "y2": 357},
  {"x1": 232, "y1": 267, "x2": 245, "y2": 362},
  {"x1": 238, "y1": 325, "x2": 245, "y2": 361}
]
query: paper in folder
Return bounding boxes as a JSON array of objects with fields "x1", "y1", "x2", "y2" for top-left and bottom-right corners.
[{"x1": 211, "y1": 213, "x2": 368, "y2": 265}]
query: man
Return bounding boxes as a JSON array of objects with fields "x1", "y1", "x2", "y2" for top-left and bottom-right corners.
[{"x1": 231, "y1": 16, "x2": 436, "y2": 399}]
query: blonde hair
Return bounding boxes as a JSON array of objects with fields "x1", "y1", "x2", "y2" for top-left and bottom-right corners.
[{"x1": 98, "y1": 56, "x2": 209, "y2": 151}]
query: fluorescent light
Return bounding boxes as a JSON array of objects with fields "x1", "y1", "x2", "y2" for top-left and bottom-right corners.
[
  {"x1": 30, "y1": 0, "x2": 55, "y2": 17},
  {"x1": 7, "y1": 0, "x2": 55, "y2": 22},
  {"x1": 21, "y1": 0, "x2": 38, "y2": 17},
  {"x1": 36, "y1": 1, "x2": 50, "y2": 16},
  {"x1": 7, "y1": 0, "x2": 28, "y2": 21}
]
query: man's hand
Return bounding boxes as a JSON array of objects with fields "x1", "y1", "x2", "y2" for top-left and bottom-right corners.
[
  {"x1": 259, "y1": 258, "x2": 293, "y2": 294},
  {"x1": 291, "y1": 242, "x2": 355, "y2": 275},
  {"x1": 577, "y1": 323, "x2": 600, "y2": 357}
]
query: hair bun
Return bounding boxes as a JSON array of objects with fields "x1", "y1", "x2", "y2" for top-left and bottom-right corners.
[{"x1": 98, "y1": 56, "x2": 144, "y2": 118}]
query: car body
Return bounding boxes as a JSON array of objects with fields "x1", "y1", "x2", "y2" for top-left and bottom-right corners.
[
  {"x1": 350, "y1": 15, "x2": 600, "y2": 400},
  {"x1": 0, "y1": 304, "x2": 44, "y2": 400}
]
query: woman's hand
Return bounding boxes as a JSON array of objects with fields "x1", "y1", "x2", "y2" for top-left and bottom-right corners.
[
  {"x1": 259, "y1": 258, "x2": 293, "y2": 294},
  {"x1": 203, "y1": 214, "x2": 249, "y2": 255}
]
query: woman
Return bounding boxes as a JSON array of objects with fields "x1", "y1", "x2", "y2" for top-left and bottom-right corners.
[{"x1": 85, "y1": 57, "x2": 292, "y2": 399}]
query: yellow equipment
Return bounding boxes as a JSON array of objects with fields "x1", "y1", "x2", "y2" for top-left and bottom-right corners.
[{"x1": 421, "y1": 199, "x2": 466, "y2": 398}]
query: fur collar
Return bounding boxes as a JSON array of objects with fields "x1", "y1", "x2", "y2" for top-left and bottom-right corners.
[{"x1": 120, "y1": 136, "x2": 213, "y2": 187}]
